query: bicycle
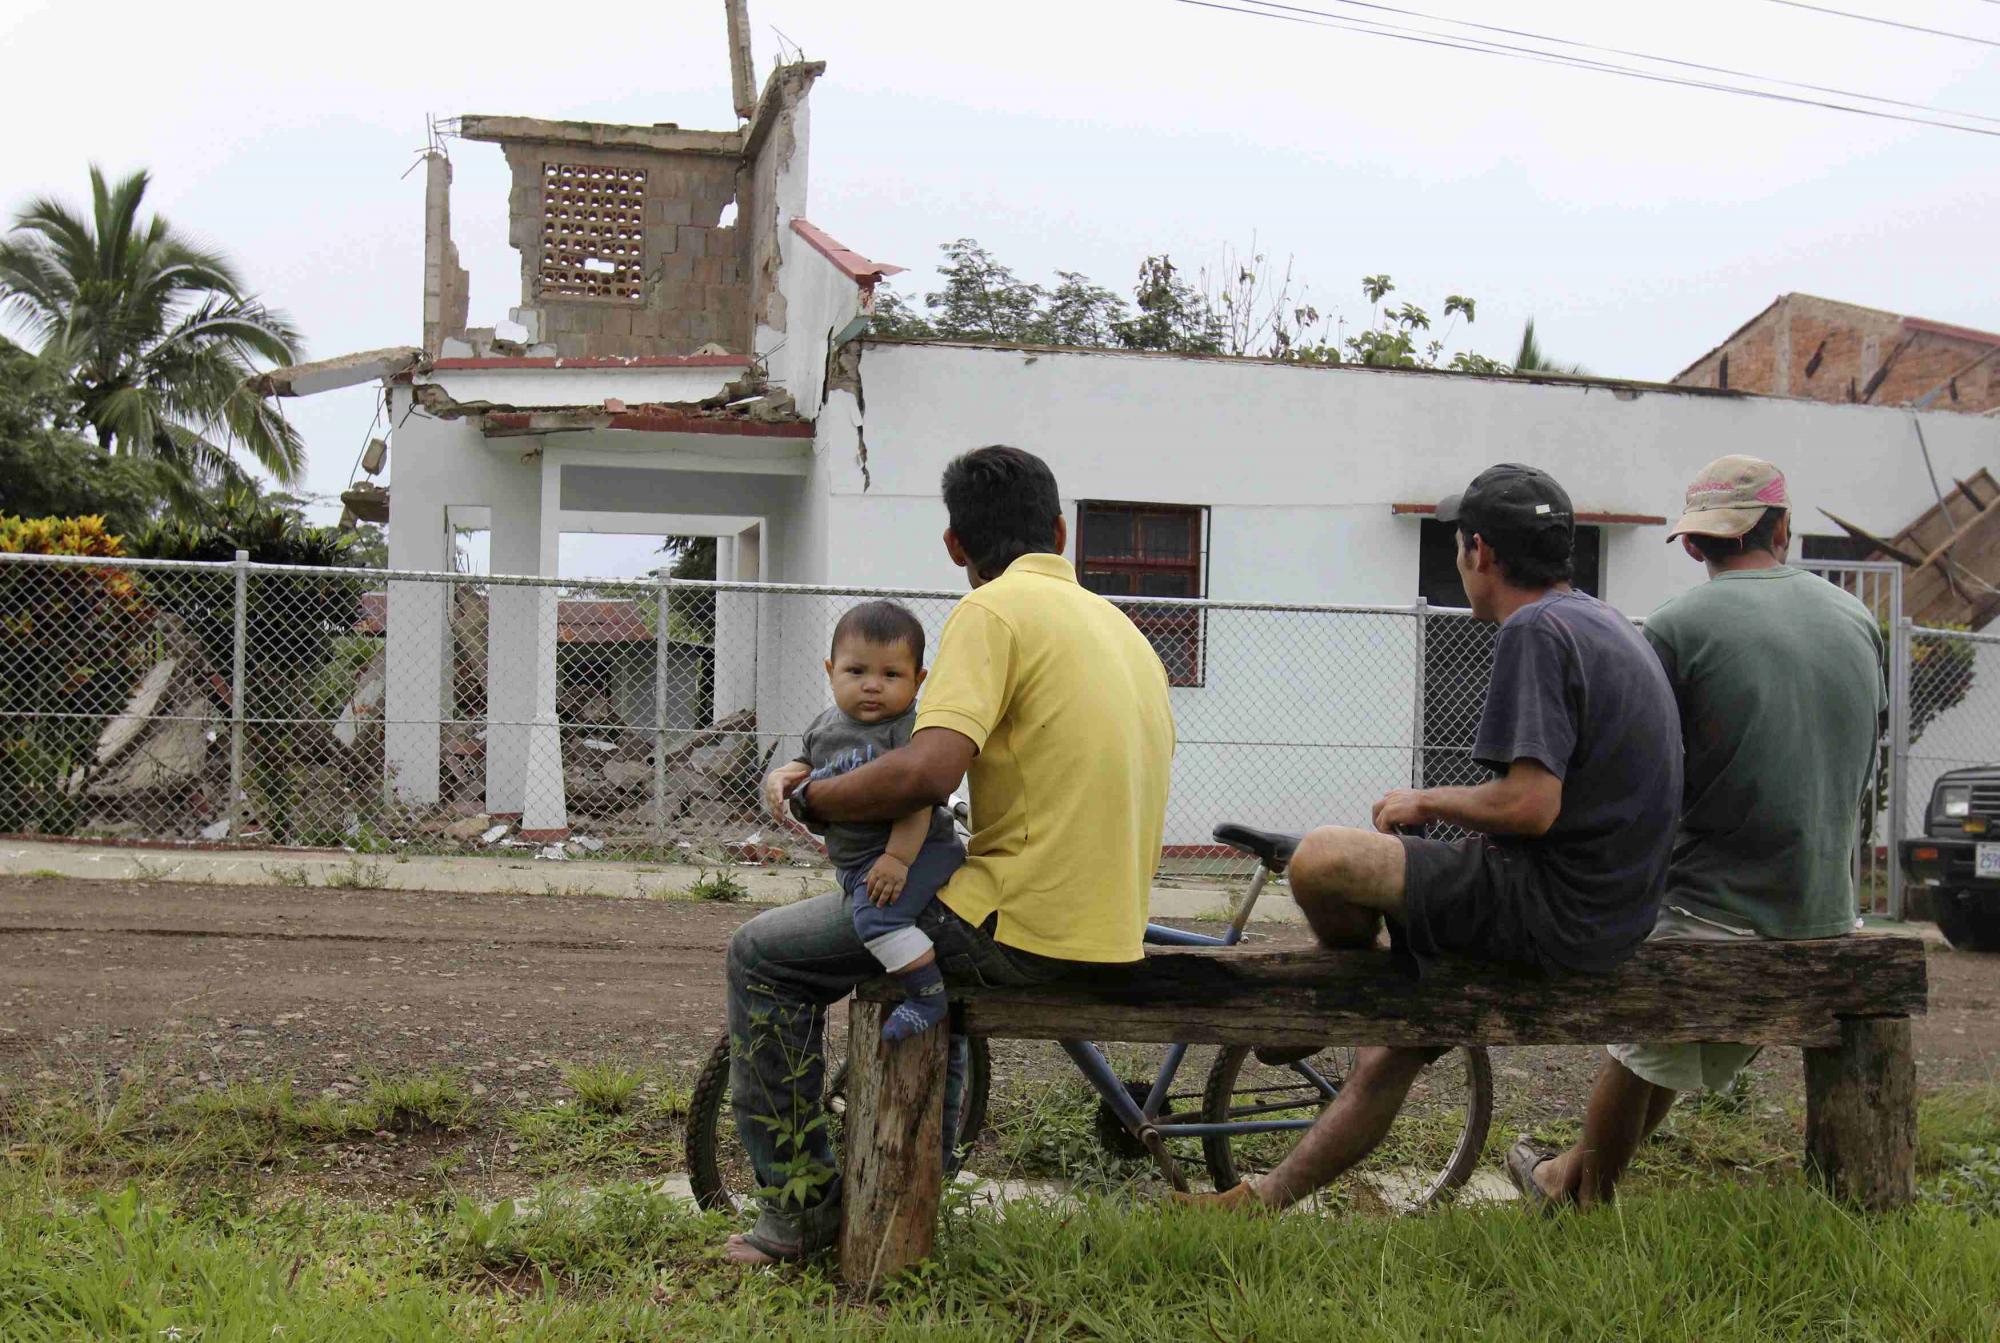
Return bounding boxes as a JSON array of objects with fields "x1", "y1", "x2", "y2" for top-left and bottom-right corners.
[{"x1": 685, "y1": 821, "x2": 1494, "y2": 1212}]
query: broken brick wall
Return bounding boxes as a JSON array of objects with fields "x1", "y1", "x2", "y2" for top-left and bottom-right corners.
[
  {"x1": 1675, "y1": 294, "x2": 2000, "y2": 411},
  {"x1": 741, "y1": 63, "x2": 821, "y2": 350},
  {"x1": 422, "y1": 154, "x2": 471, "y2": 355},
  {"x1": 500, "y1": 142, "x2": 749, "y2": 358}
]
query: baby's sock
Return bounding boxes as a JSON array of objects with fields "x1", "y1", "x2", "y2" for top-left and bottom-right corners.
[{"x1": 882, "y1": 961, "x2": 948, "y2": 1042}]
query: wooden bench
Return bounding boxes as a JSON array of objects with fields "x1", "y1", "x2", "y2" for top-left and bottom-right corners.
[{"x1": 838, "y1": 933, "x2": 1929, "y2": 1288}]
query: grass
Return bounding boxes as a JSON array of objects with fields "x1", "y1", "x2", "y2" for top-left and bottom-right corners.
[
  {"x1": 1, "y1": 1173, "x2": 1996, "y2": 1340},
  {"x1": 505, "y1": 1084, "x2": 690, "y2": 1177},
  {"x1": 563, "y1": 1062, "x2": 646, "y2": 1115},
  {"x1": 325, "y1": 857, "x2": 391, "y2": 890},
  {"x1": 4, "y1": 1065, "x2": 2000, "y2": 1336},
  {"x1": 682, "y1": 871, "x2": 748, "y2": 902},
  {"x1": 2, "y1": 1071, "x2": 474, "y2": 1180}
]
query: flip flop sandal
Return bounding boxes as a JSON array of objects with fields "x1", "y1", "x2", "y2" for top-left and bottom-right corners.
[{"x1": 1505, "y1": 1137, "x2": 1567, "y2": 1216}]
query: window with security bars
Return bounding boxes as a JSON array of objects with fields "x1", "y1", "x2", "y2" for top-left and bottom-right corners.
[
  {"x1": 539, "y1": 163, "x2": 647, "y2": 301},
  {"x1": 1076, "y1": 501, "x2": 1207, "y2": 686}
]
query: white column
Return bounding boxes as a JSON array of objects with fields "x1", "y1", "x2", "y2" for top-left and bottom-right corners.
[
  {"x1": 712, "y1": 523, "x2": 761, "y2": 721},
  {"x1": 485, "y1": 488, "x2": 540, "y2": 818},
  {"x1": 383, "y1": 390, "x2": 450, "y2": 805},
  {"x1": 520, "y1": 451, "x2": 569, "y2": 839}
]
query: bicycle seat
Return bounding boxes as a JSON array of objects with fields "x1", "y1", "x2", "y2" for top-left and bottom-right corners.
[{"x1": 1212, "y1": 823, "x2": 1304, "y2": 872}]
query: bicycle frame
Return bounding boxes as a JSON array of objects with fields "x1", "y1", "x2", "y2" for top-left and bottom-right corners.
[{"x1": 1064, "y1": 860, "x2": 1336, "y2": 1145}]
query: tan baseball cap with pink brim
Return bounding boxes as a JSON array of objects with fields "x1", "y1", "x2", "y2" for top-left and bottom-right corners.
[{"x1": 1667, "y1": 455, "x2": 1790, "y2": 541}]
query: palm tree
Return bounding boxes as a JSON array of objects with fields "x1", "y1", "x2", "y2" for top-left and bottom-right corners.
[
  {"x1": 1509, "y1": 318, "x2": 1589, "y2": 377},
  {"x1": 0, "y1": 167, "x2": 305, "y2": 502}
]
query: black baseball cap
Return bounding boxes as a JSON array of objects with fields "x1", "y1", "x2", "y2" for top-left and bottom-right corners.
[{"x1": 1436, "y1": 463, "x2": 1574, "y2": 545}]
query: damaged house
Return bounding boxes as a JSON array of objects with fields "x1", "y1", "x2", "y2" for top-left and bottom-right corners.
[{"x1": 258, "y1": 8, "x2": 1999, "y2": 850}]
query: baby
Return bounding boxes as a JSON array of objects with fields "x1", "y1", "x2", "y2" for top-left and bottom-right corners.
[{"x1": 783, "y1": 600, "x2": 964, "y2": 1041}]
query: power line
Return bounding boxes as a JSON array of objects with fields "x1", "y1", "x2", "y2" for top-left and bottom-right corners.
[
  {"x1": 1761, "y1": 1, "x2": 2000, "y2": 48},
  {"x1": 1241, "y1": 0, "x2": 2000, "y2": 126},
  {"x1": 1172, "y1": 0, "x2": 2000, "y2": 138}
]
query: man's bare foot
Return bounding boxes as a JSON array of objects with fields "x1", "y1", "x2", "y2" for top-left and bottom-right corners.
[
  {"x1": 724, "y1": 1233, "x2": 781, "y2": 1265},
  {"x1": 1170, "y1": 1181, "x2": 1273, "y2": 1215}
]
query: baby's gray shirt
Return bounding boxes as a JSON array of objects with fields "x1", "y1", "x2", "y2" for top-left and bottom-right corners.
[{"x1": 795, "y1": 705, "x2": 955, "y2": 871}]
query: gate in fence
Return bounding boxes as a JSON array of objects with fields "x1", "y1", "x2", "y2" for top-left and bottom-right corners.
[{"x1": 1802, "y1": 559, "x2": 1908, "y2": 919}]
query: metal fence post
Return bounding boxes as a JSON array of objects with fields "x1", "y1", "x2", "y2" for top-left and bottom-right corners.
[
  {"x1": 1410, "y1": 598, "x2": 1428, "y2": 788},
  {"x1": 654, "y1": 566, "x2": 672, "y2": 846},
  {"x1": 1889, "y1": 615, "x2": 1913, "y2": 921},
  {"x1": 229, "y1": 549, "x2": 249, "y2": 838}
]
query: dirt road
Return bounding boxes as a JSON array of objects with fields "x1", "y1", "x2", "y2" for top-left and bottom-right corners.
[
  {"x1": 1, "y1": 876, "x2": 1994, "y2": 1100},
  {"x1": 0, "y1": 877, "x2": 759, "y2": 1100}
]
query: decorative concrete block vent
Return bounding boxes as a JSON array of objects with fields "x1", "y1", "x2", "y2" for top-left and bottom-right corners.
[{"x1": 538, "y1": 163, "x2": 646, "y2": 302}]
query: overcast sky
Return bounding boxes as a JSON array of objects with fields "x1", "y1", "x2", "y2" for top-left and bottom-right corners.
[{"x1": 4, "y1": 0, "x2": 1996, "y2": 575}]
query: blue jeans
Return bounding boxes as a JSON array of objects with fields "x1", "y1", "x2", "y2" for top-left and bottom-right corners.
[
  {"x1": 843, "y1": 836, "x2": 966, "y2": 971},
  {"x1": 726, "y1": 890, "x2": 1071, "y2": 1252}
]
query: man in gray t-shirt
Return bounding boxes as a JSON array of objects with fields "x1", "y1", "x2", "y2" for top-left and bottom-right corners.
[{"x1": 1518, "y1": 456, "x2": 1885, "y2": 1210}]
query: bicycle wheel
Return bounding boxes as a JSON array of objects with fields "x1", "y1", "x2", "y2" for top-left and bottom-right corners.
[
  {"x1": 685, "y1": 1021, "x2": 992, "y2": 1215},
  {"x1": 1200, "y1": 1045, "x2": 1492, "y2": 1210}
]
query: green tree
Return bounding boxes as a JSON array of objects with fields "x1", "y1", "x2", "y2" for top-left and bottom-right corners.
[
  {"x1": 133, "y1": 493, "x2": 364, "y2": 843},
  {"x1": 867, "y1": 288, "x2": 935, "y2": 339},
  {"x1": 0, "y1": 516, "x2": 146, "y2": 834},
  {"x1": 657, "y1": 535, "x2": 718, "y2": 644},
  {"x1": 868, "y1": 241, "x2": 1511, "y2": 371},
  {"x1": 1507, "y1": 318, "x2": 1589, "y2": 376},
  {"x1": 1332, "y1": 275, "x2": 1480, "y2": 368},
  {"x1": 0, "y1": 337, "x2": 177, "y2": 535},
  {"x1": 1114, "y1": 256, "x2": 1225, "y2": 354},
  {"x1": 923, "y1": 239, "x2": 1045, "y2": 341},
  {"x1": 0, "y1": 167, "x2": 305, "y2": 506},
  {"x1": 1034, "y1": 271, "x2": 1128, "y2": 348}
]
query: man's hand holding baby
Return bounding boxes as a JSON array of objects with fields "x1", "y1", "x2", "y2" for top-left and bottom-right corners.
[{"x1": 764, "y1": 761, "x2": 811, "y2": 828}]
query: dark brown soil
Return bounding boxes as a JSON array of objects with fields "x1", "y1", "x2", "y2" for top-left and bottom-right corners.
[{"x1": 1, "y1": 875, "x2": 1993, "y2": 1155}]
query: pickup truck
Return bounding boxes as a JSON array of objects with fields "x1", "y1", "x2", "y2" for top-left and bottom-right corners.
[{"x1": 1900, "y1": 765, "x2": 2000, "y2": 952}]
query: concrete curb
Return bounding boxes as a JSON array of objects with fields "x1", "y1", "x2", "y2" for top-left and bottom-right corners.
[{"x1": 0, "y1": 838, "x2": 1305, "y2": 925}]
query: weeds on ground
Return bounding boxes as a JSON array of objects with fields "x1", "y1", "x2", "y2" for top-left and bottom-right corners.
[
  {"x1": 1, "y1": 1071, "x2": 472, "y2": 1180},
  {"x1": 324, "y1": 858, "x2": 390, "y2": 891},
  {"x1": 563, "y1": 1063, "x2": 645, "y2": 1115},
  {"x1": 362, "y1": 1071, "x2": 474, "y2": 1132},
  {"x1": 983, "y1": 1067, "x2": 1162, "y2": 1191},
  {"x1": 506, "y1": 1070, "x2": 691, "y2": 1176},
  {"x1": 1918, "y1": 1084, "x2": 2000, "y2": 1216},
  {"x1": 683, "y1": 871, "x2": 748, "y2": 902}
]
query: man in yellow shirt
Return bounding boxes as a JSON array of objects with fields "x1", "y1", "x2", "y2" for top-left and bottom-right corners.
[{"x1": 724, "y1": 445, "x2": 1175, "y2": 1264}]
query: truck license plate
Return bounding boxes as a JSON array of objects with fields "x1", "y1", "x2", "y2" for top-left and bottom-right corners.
[{"x1": 1978, "y1": 844, "x2": 2000, "y2": 878}]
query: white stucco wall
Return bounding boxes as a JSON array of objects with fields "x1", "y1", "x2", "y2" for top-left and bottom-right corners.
[
  {"x1": 382, "y1": 338, "x2": 2000, "y2": 849},
  {"x1": 807, "y1": 341, "x2": 1999, "y2": 846},
  {"x1": 843, "y1": 341, "x2": 1997, "y2": 609}
]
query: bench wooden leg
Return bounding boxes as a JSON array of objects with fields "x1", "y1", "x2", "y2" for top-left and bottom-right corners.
[
  {"x1": 1803, "y1": 1017, "x2": 1916, "y2": 1212},
  {"x1": 838, "y1": 998, "x2": 947, "y2": 1291}
]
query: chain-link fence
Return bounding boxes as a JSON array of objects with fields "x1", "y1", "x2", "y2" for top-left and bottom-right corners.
[
  {"x1": 1901, "y1": 622, "x2": 2000, "y2": 848},
  {"x1": 0, "y1": 552, "x2": 1441, "y2": 881},
  {"x1": 10, "y1": 551, "x2": 1998, "y2": 909}
]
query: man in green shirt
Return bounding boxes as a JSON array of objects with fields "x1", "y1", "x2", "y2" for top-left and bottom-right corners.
[{"x1": 1513, "y1": 455, "x2": 1886, "y2": 1208}]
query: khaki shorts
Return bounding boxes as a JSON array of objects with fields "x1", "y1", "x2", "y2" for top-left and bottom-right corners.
[{"x1": 1607, "y1": 907, "x2": 1764, "y2": 1094}]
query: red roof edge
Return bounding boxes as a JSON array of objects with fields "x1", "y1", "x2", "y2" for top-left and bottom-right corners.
[
  {"x1": 1391, "y1": 503, "x2": 1668, "y2": 526},
  {"x1": 1901, "y1": 316, "x2": 2000, "y2": 349},
  {"x1": 481, "y1": 409, "x2": 815, "y2": 439},
  {"x1": 431, "y1": 355, "x2": 754, "y2": 370},
  {"x1": 790, "y1": 218, "x2": 905, "y2": 288}
]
